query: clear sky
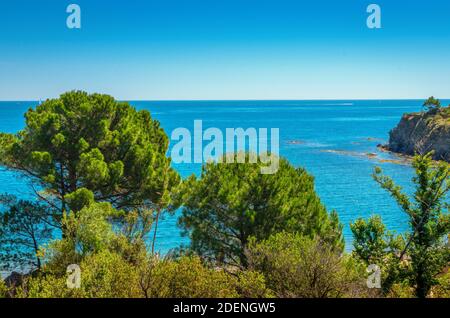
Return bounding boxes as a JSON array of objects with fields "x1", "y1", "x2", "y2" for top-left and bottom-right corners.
[{"x1": 0, "y1": 0, "x2": 449, "y2": 100}]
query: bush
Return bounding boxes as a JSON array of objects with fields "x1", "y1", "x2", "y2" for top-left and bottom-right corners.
[
  {"x1": 138, "y1": 256, "x2": 239, "y2": 298},
  {"x1": 16, "y1": 250, "x2": 141, "y2": 298},
  {"x1": 78, "y1": 250, "x2": 141, "y2": 298},
  {"x1": 247, "y1": 232, "x2": 367, "y2": 298},
  {"x1": 15, "y1": 254, "x2": 275, "y2": 298},
  {"x1": 234, "y1": 270, "x2": 274, "y2": 298},
  {"x1": 15, "y1": 274, "x2": 76, "y2": 298},
  {"x1": 41, "y1": 202, "x2": 120, "y2": 275},
  {"x1": 387, "y1": 282, "x2": 415, "y2": 298},
  {"x1": 11, "y1": 200, "x2": 271, "y2": 299},
  {"x1": 432, "y1": 269, "x2": 450, "y2": 298},
  {"x1": 0, "y1": 278, "x2": 8, "y2": 298}
]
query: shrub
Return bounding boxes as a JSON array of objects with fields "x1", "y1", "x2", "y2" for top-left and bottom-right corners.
[
  {"x1": 234, "y1": 270, "x2": 274, "y2": 298},
  {"x1": 137, "y1": 256, "x2": 239, "y2": 298},
  {"x1": 0, "y1": 278, "x2": 8, "y2": 298},
  {"x1": 15, "y1": 274, "x2": 76, "y2": 298},
  {"x1": 247, "y1": 232, "x2": 366, "y2": 298},
  {"x1": 42, "y1": 202, "x2": 120, "y2": 275},
  {"x1": 78, "y1": 250, "x2": 141, "y2": 298},
  {"x1": 432, "y1": 269, "x2": 450, "y2": 298},
  {"x1": 16, "y1": 250, "x2": 140, "y2": 298}
]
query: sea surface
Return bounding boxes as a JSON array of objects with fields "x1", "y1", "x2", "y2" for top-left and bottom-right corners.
[{"x1": 1, "y1": 99, "x2": 448, "y2": 253}]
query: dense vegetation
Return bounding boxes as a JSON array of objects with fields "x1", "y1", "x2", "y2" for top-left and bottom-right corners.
[
  {"x1": 351, "y1": 153, "x2": 450, "y2": 297},
  {"x1": 177, "y1": 155, "x2": 343, "y2": 268},
  {"x1": 422, "y1": 96, "x2": 450, "y2": 123},
  {"x1": 0, "y1": 92, "x2": 448, "y2": 298}
]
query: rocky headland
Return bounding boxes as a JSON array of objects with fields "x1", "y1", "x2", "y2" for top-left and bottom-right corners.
[{"x1": 381, "y1": 103, "x2": 450, "y2": 162}]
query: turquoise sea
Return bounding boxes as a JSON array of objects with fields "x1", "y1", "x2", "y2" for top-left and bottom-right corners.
[{"x1": 1, "y1": 100, "x2": 449, "y2": 252}]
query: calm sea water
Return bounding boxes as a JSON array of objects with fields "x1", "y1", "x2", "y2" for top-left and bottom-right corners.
[{"x1": 1, "y1": 100, "x2": 448, "y2": 252}]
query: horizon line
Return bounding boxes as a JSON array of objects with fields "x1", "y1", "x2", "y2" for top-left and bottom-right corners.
[{"x1": 1, "y1": 97, "x2": 449, "y2": 103}]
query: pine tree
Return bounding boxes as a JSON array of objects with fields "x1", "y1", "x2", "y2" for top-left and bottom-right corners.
[
  {"x1": 0, "y1": 91, "x2": 180, "y2": 236},
  {"x1": 178, "y1": 154, "x2": 343, "y2": 268}
]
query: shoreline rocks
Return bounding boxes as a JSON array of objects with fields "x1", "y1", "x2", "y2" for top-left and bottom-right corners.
[{"x1": 384, "y1": 110, "x2": 450, "y2": 162}]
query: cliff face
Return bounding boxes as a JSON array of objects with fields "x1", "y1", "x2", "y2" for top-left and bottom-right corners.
[{"x1": 386, "y1": 110, "x2": 450, "y2": 162}]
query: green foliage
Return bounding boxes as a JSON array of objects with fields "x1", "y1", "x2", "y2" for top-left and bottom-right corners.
[
  {"x1": 0, "y1": 91, "x2": 180, "y2": 226},
  {"x1": 350, "y1": 216, "x2": 406, "y2": 293},
  {"x1": 178, "y1": 155, "x2": 344, "y2": 268},
  {"x1": 14, "y1": 200, "x2": 271, "y2": 299},
  {"x1": 423, "y1": 96, "x2": 442, "y2": 112},
  {"x1": 234, "y1": 270, "x2": 274, "y2": 298},
  {"x1": 15, "y1": 273, "x2": 75, "y2": 298},
  {"x1": 15, "y1": 203, "x2": 148, "y2": 298},
  {"x1": 246, "y1": 232, "x2": 366, "y2": 298},
  {"x1": 42, "y1": 202, "x2": 128, "y2": 273},
  {"x1": 0, "y1": 200, "x2": 349, "y2": 299},
  {"x1": 138, "y1": 256, "x2": 240, "y2": 298},
  {"x1": 64, "y1": 203, "x2": 118, "y2": 254},
  {"x1": 2, "y1": 91, "x2": 449, "y2": 299},
  {"x1": 65, "y1": 188, "x2": 95, "y2": 212},
  {"x1": 16, "y1": 250, "x2": 141, "y2": 298},
  {"x1": 433, "y1": 269, "x2": 450, "y2": 297},
  {"x1": 352, "y1": 153, "x2": 450, "y2": 298},
  {"x1": 387, "y1": 282, "x2": 415, "y2": 298},
  {"x1": 75, "y1": 250, "x2": 141, "y2": 298},
  {"x1": 0, "y1": 278, "x2": 8, "y2": 298},
  {"x1": 17, "y1": 253, "x2": 271, "y2": 298},
  {"x1": 350, "y1": 216, "x2": 403, "y2": 264},
  {"x1": 0, "y1": 195, "x2": 55, "y2": 271},
  {"x1": 32, "y1": 200, "x2": 149, "y2": 275},
  {"x1": 442, "y1": 105, "x2": 450, "y2": 118},
  {"x1": 0, "y1": 133, "x2": 17, "y2": 162}
]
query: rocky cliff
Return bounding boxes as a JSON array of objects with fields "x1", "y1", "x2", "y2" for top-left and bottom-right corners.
[{"x1": 385, "y1": 108, "x2": 450, "y2": 162}]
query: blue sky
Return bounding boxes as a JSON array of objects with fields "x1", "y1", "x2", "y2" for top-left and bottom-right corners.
[{"x1": 0, "y1": 0, "x2": 449, "y2": 100}]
